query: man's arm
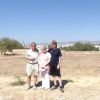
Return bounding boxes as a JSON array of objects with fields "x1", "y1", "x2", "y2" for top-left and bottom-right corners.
[
  {"x1": 57, "y1": 57, "x2": 62, "y2": 69},
  {"x1": 26, "y1": 55, "x2": 35, "y2": 61},
  {"x1": 57, "y1": 49, "x2": 62, "y2": 69}
]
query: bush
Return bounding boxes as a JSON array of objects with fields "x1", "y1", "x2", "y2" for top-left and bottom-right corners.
[
  {"x1": 0, "y1": 37, "x2": 24, "y2": 55},
  {"x1": 10, "y1": 76, "x2": 26, "y2": 86},
  {"x1": 61, "y1": 42, "x2": 99, "y2": 51}
]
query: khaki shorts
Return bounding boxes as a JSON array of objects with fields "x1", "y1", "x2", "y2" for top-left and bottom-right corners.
[{"x1": 26, "y1": 63, "x2": 39, "y2": 76}]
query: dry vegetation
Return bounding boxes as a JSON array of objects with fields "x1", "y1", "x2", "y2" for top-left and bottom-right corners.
[{"x1": 0, "y1": 50, "x2": 100, "y2": 100}]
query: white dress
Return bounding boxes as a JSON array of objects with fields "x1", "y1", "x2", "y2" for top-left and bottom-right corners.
[{"x1": 38, "y1": 52, "x2": 51, "y2": 89}]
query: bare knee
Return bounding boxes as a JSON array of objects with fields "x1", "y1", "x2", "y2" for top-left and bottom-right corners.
[{"x1": 28, "y1": 76, "x2": 31, "y2": 79}]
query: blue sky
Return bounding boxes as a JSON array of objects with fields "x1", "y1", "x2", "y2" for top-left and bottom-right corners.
[{"x1": 0, "y1": 0, "x2": 100, "y2": 43}]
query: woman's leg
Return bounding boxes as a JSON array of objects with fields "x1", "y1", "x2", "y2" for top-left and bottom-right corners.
[
  {"x1": 44, "y1": 71, "x2": 50, "y2": 89},
  {"x1": 41, "y1": 72, "x2": 45, "y2": 88}
]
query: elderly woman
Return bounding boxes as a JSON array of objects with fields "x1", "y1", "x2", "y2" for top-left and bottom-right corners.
[{"x1": 38, "y1": 46, "x2": 51, "y2": 89}]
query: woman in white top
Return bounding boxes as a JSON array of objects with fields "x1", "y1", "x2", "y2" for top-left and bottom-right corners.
[{"x1": 38, "y1": 45, "x2": 51, "y2": 89}]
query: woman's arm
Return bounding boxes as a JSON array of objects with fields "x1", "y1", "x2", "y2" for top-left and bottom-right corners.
[
  {"x1": 44, "y1": 58, "x2": 51, "y2": 67},
  {"x1": 43, "y1": 53, "x2": 51, "y2": 68}
]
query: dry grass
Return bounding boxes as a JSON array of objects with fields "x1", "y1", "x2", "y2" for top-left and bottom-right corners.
[
  {"x1": 10, "y1": 76, "x2": 26, "y2": 86},
  {"x1": 0, "y1": 50, "x2": 100, "y2": 100}
]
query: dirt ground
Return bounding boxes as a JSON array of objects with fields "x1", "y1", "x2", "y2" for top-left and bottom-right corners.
[{"x1": 0, "y1": 50, "x2": 100, "y2": 100}]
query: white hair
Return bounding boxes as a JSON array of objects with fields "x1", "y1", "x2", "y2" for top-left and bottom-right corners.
[{"x1": 41, "y1": 45, "x2": 47, "y2": 50}]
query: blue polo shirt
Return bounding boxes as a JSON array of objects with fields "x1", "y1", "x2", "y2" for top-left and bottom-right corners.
[{"x1": 48, "y1": 48, "x2": 62, "y2": 68}]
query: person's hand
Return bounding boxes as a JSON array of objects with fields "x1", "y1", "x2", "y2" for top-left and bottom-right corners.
[
  {"x1": 41, "y1": 66, "x2": 45, "y2": 69},
  {"x1": 57, "y1": 64, "x2": 60, "y2": 69}
]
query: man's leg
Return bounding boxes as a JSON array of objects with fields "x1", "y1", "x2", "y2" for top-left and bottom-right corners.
[
  {"x1": 34, "y1": 75, "x2": 38, "y2": 85},
  {"x1": 56, "y1": 69, "x2": 64, "y2": 93},
  {"x1": 53, "y1": 76, "x2": 57, "y2": 86},
  {"x1": 26, "y1": 63, "x2": 33, "y2": 90},
  {"x1": 33, "y1": 75, "x2": 38, "y2": 89},
  {"x1": 58, "y1": 76, "x2": 64, "y2": 92},
  {"x1": 26, "y1": 75, "x2": 33, "y2": 90},
  {"x1": 27, "y1": 76, "x2": 31, "y2": 87},
  {"x1": 58, "y1": 77, "x2": 63, "y2": 88},
  {"x1": 33, "y1": 64, "x2": 39, "y2": 89},
  {"x1": 51, "y1": 76, "x2": 58, "y2": 90}
]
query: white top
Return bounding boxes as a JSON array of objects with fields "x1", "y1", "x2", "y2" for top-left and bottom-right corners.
[
  {"x1": 38, "y1": 52, "x2": 51, "y2": 71},
  {"x1": 26, "y1": 49, "x2": 39, "y2": 63}
]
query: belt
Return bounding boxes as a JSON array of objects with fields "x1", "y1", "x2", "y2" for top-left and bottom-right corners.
[{"x1": 28, "y1": 62, "x2": 38, "y2": 65}]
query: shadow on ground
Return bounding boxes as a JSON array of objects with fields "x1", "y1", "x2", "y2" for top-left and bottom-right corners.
[{"x1": 36, "y1": 79, "x2": 73, "y2": 89}]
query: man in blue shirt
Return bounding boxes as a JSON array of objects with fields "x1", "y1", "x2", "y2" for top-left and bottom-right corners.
[{"x1": 48, "y1": 40, "x2": 64, "y2": 93}]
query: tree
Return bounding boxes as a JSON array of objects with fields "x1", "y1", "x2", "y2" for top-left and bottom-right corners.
[
  {"x1": 61, "y1": 42, "x2": 99, "y2": 51},
  {"x1": 0, "y1": 37, "x2": 24, "y2": 55}
]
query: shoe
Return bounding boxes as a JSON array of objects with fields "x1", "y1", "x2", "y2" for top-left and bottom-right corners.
[
  {"x1": 33, "y1": 85, "x2": 37, "y2": 90},
  {"x1": 51, "y1": 85, "x2": 57, "y2": 90},
  {"x1": 26, "y1": 86, "x2": 33, "y2": 90},
  {"x1": 60, "y1": 87, "x2": 64, "y2": 93}
]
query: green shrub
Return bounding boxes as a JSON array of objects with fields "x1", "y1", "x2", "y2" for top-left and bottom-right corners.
[
  {"x1": 0, "y1": 37, "x2": 24, "y2": 55},
  {"x1": 61, "y1": 42, "x2": 99, "y2": 51},
  {"x1": 10, "y1": 76, "x2": 26, "y2": 86}
]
